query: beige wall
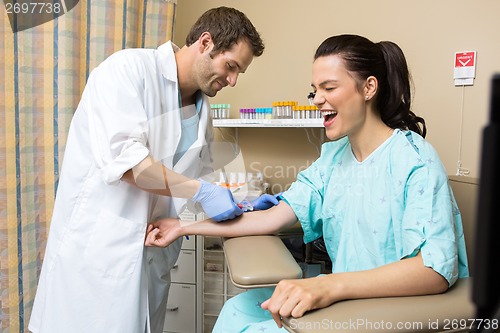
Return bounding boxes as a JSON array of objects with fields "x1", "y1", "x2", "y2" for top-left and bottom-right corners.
[{"x1": 174, "y1": 0, "x2": 500, "y2": 190}]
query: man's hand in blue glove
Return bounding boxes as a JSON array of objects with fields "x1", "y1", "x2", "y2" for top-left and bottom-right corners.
[
  {"x1": 192, "y1": 179, "x2": 243, "y2": 222},
  {"x1": 250, "y1": 193, "x2": 282, "y2": 211}
]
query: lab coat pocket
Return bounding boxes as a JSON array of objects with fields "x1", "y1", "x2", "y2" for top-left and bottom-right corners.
[{"x1": 86, "y1": 209, "x2": 145, "y2": 278}]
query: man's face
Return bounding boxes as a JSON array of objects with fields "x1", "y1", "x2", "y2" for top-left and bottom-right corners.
[{"x1": 194, "y1": 40, "x2": 254, "y2": 97}]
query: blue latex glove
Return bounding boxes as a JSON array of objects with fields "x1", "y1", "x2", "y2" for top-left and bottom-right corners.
[
  {"x1": 192, "y1": 179, "x2": 243, "y2": 222},
  {"x1": 250, "y1": 192, "x2": 282, "y2": 211}
]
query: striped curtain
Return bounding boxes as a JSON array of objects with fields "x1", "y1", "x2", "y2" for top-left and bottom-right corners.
[{"x1": 0, "y1": 1, "x2": 176, "y2": 331}]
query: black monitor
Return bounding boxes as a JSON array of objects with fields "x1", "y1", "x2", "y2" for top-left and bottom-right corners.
[{"x1": 473, "y1": 74, "x2": 500, "y2": 331}]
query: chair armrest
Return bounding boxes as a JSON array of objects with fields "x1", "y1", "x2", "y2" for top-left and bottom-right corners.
[
  {"x1": 223, "y1": 235, "x2": 303, "y2": 289},
  {"x1": 282, "y1": 278, "x2": 475, "y2": 332}
]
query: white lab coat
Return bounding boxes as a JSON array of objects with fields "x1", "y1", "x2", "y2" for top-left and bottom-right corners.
[{"x1": 29, "y1": 42, "x2": 213, "y2": 333}]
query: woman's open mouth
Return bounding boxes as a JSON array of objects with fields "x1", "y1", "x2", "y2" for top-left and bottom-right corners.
[{"x1": 322, "y1": 110, "x2": 337, "y2": 127}]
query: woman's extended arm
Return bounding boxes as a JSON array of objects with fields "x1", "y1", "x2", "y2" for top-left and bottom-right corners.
[{"x1": 144, "y1": 201, "x2": 298, "y2": 247}]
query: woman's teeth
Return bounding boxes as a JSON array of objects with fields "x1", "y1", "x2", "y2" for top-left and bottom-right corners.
[{"x1": 322, "y1": 111, "x2": 337, "y2": 120}]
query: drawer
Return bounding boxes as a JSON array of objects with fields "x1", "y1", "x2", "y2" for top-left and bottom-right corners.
[
  {"x1": 171, "y1": 250, "x2": 196, "y2": 284},
  {"x1": 163, "y1": 283, "x2": 196, "y2": 332}
]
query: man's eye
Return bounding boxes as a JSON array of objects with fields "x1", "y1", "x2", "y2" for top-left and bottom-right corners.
[{"x1": 227, "y1": 63, "x2": 234, "y2": 70}]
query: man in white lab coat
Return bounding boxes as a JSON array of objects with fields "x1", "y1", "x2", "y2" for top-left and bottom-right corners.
[{"x1": 28, "y1": 7, "x2": 265, "y2": 333}]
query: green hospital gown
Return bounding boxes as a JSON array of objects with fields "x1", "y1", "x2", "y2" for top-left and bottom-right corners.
[{"x1": 213, "y1": 129, "x2": 469, "y2": 333}]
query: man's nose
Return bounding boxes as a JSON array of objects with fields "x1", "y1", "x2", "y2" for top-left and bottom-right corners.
[{"x1": 226, "y1": 72, "x2": 238, "y2": 87}]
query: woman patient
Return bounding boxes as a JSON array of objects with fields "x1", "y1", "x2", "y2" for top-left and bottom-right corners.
[{"x1": 144, "y1": 34, "x2": 469, "y2": 332}]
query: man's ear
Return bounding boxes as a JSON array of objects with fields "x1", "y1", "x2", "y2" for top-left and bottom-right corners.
[{"x1": 198, "y1": 31, "x2": 214, "y2": 53}]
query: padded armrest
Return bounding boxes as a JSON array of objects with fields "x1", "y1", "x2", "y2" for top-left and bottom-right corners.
[
  {"x1": 282, "y1": 278, "x2": 474, "y2": 333},
  {"x1": 223, "y1": 235, "x2": 303, "y2": 289}
]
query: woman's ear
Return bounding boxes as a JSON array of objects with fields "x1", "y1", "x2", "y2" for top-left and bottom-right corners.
[{"x1": 364, "y1": 76, "x2": 378, "y2": 100}]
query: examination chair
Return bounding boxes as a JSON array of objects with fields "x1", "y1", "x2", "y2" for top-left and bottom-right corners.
[{"x1": 222, "y1": 176, "x2": 478, "y2": 332}]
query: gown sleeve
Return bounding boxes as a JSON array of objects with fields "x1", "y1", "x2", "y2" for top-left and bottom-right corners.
[
  {"x1": 83, "y1": 50, "x2": 151, "y2": 185},
  {"x1": 398, "y1": 132, "x2": 467, "y2": 286}
]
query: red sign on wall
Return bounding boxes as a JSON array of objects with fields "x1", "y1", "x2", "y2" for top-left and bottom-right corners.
[
  {"x1": 455, "y1": 52, "x2": 476, "y2": 68},
  {"x1": 454, "y1": 51, "x2": 477, "y2": 86}
]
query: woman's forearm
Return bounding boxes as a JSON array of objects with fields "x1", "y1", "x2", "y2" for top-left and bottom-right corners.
[
  {"x1": 325, "y1": 253, "x2": 449, "y2": 303},
  {"x1": 145, "y1": 201, "x2": 299, "y2": 248},
  {"x1": 180, "y1": 201, "x2": 298, "y2": 238}
]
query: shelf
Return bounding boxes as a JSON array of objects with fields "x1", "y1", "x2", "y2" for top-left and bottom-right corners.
[
  {"x1": 203, "y1": 249, "x2": 223, "y2": 253},
  {"x1": 203, "y1": 313, "x2": 220, "y2": 318},
  {"x1": 203, "y1": 292, "x2": 224, "y2": 296},
  {"x1": 204, "y1": 269, "x2": 224, "y2": 272},
  {"x1": 213, "y1": 119, "x2": 324, "y2": 128}
]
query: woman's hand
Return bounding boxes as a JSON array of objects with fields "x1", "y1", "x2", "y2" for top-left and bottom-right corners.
[
  {"x1": 144, "y1": 218, "x2": 183, "y2": 247},
  {"x1": 260, "y1": 275, "x2": 338, "y2": 328}
]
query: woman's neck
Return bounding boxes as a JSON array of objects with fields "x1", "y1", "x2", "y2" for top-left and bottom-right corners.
[{"x1": 349, "y1": 120, "x2": 394, "y2": 162}]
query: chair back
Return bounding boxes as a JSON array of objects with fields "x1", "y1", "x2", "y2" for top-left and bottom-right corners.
[{"x1": 448, "y1": 175, "x2": 479, "y2": 272}]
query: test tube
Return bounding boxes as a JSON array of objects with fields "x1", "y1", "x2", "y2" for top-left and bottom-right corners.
[
  {"x1": 218, "y1": 172, "x2": 228, "y2": 188},
  {"x1": 266, "y1": 108, "x2": 273, "y2": 119},
  {"x1": 229, "y1": 172, "x2": 237, "y2": 190},
  {"x1": 221, "y1": 104, "x2": 226, "y2": 119},
  {"x1": 210, "y1": 104, "x2": 215, "y2": 119},
  {"x1": 237, "y1": 172, "x2": 246, "y2": 186},
  {"x1": 308, "y1": 92, "x2": 315, "y2": 106}
]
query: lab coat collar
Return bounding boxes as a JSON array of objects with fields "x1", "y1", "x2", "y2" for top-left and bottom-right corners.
[{"x1": 157, "y1": 41, "x2": 179, "y2": 83}]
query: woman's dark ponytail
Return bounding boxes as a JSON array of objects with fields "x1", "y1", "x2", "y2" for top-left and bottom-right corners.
[{"x1": 377, "y1": 41, "x2": 426, "y2": 137}]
